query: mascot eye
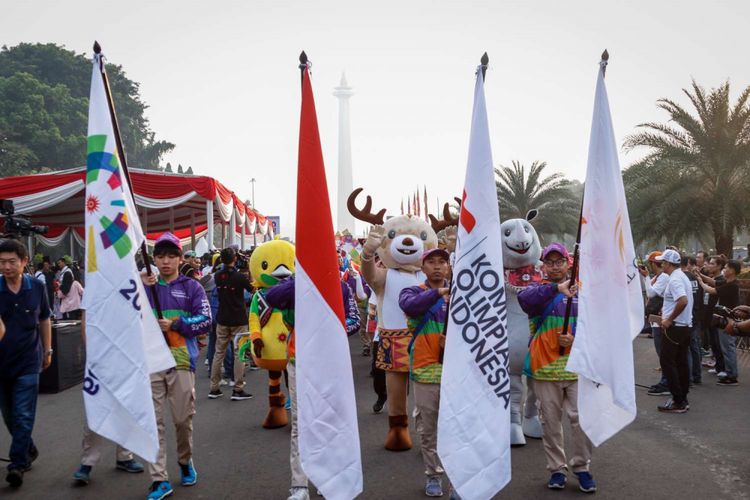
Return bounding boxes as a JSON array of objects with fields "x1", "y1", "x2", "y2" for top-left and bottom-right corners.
[
  {"x1": 261, "y1": 261, "x2": 269, "y2": 270},
  {"x1": 504, "y1": 229, "x2": 511, "y2": 237},
  {"x1": 387, "y1": 230, "x2": 396, "y2": 239},
  {"x1": 524, "y1": 226, "x2": 530, "y2": 233},
  {"x1": 420, "y1": 231, "x2": 428, "y2": 241}
]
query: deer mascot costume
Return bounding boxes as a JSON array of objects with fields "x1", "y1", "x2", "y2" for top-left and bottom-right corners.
[
  {"x1": 502, "y1": 210, "x2": 544, "y2": 445},
  {"x1": 348, "y1": 188, "x2": 456, "y2": 451}
]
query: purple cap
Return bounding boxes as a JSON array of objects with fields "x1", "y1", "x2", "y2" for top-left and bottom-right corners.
[
  {"x1": 154, "y1": 232, "x2": 182, "y2": 251},
  {"x1": 422, "y1": 248, "x2": 450, "y2": 262},
  {"x1": 542, "y1": 242, "x2": 569, "y2": 260}
]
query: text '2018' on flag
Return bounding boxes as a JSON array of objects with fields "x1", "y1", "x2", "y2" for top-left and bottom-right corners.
[
  {"x1": 566, "y1": 52, "x2": 644, "y2": 446},
  {"x1": 82, "y1": 42, "x2": 174, "y2": 463},
  {"x1": 295, "y1": 52, "x2": 363, "y2": 500},
  {"x1": 438, "y1": 54, "x2": 511, "y2": 500}
]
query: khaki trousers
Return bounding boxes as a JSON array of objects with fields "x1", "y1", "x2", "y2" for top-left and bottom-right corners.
[
  {"x1": 413, "y1": 382, "x2": 444, "y2": 477},
  {"x1": 210, "y1": 324, "x2": 246, "y2": 392},
  {"x1": 80, "y1": 423, "x2": 133, "y2": 466},
  {"x1": 534, "y1": 379, "x2": 593, "y2": 474},
  {"x1": 287, "y1": 363, "x2": 308, "y2": 488},
  {"x1": 148, "y1": 369, "x2": 196, "y2": 482}
]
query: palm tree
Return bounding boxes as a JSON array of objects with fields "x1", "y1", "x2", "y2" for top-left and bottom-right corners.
[
  {"x1": 495, "y1": 160, "x2": 580, "y2": 242},
  {"x1": 623, "y1": 80, "x2": 750, "y2": 256}
]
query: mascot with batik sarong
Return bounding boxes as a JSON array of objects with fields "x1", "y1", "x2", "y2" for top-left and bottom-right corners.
[
  {"x1": 239, "y1": 240, "x2": 295, "y2": 429},
  {"x1": 348, "y1": 188, "x2": 456, "y2": 451},
  {"x1": 502, "y1": 210, "x2": 544, "y2": 445}
]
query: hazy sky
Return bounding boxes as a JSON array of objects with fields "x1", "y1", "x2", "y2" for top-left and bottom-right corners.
[{"x1": 3, "y1": 0, "x2": 748, "y2": 237}]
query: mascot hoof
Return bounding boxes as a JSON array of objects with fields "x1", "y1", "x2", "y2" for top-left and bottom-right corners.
[
  {"x1": 510, "y1": 422, "x2": 527, "y2": 447},
  {"x1": 262, "y1": 396, "x2": 289, "y2": 429},
  {"x1": 523, "y1": 415, "x2": 542, "y2": 439},
  {"x1": 384, "y1": 415, "x2": 412, "y2": 451}
]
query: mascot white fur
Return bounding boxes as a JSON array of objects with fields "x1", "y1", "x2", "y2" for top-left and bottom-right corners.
[{"x1": 502, "y1": 209, "x2": 543, "y2": 446}]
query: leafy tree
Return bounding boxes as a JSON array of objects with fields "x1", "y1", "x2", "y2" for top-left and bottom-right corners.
[
  {"x1": 623, "y1": 80, "x2": 750, "y2": 256},
  {"x1": 495, "y1": 160, "x2": 580, "y2": 242},
  {"x1": 0, "y1": 43, "x2": 173, "y2": 175}
]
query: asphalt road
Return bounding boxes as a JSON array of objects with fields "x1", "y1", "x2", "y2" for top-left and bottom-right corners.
[{"x1": 2, "y1": 334, "x2": 749, "y2": 500}]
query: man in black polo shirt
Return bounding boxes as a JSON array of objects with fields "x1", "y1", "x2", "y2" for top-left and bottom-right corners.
[
  {"x1": 0, "y1": 239, "x2": 52, "y2": 488},
  {"x1": 208, "y1": 248, "x2": 253, "y2": 400}
]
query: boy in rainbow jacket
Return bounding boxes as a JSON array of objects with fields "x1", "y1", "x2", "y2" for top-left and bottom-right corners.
[{"x1": 398, "y1": 248, "x2": 459, "y2": 500}]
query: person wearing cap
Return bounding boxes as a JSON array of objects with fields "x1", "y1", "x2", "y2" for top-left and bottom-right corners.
[
  {"x1": 652, "y1": 248, "x2": 693, "y2": 413},
  {"x1": 517, "y1": 242, "x2": 596, "y2": 493},
  {"x1": 207, "y1": 247, "x2": 253, "y2": 401},
  {"x1": 638, "y1": 250, "x2": 671, "y2": 396},
  {"x1": 397, "y1": 248, "x2": 454, "y2": 499},
  {"x1": 180, "y1": 251, "x2": 202, "y2": 280},
  {"x1": 140, "y1": 232, "x2": 212, "y2": 500}
]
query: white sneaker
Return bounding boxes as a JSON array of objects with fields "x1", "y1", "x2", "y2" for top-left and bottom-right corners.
[
  {"x1": 287, "y1": 487, "x2": 310, "y2": 500},
  {"x1": 220, "y1": 379, "x2": 229, "y2": 386},
  {"x1": 717, "y1": 371, "x2": 727, "y2": 378},
  {"x1": 204, "y1": 358, "x2": 209, "y2": 366},
  {"x1": 708, "y1": 368, "x2": 717, "y2": 374}
]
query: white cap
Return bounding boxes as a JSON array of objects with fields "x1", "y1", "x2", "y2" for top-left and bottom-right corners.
[{"x1": 655, "y1": 249, "x2": 681, "y2": 265}]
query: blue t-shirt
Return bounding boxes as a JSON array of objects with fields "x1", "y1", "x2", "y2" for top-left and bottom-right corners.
[{"x1": 0, "y1": 275, "x2": 51, "y2": 379}]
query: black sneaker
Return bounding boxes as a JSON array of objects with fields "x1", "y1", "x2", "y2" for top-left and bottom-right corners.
[
  {"x1": 658, "y1": 399, "x2": 688, "y2": 413},
  {"x1": 716, "y1": 377, "x2": 738, "y2": 386},
  {"x1": 231, "y1": 390, "x2": 253, "y2": 401},
  {"x1": 6, "y1": 468, "x2": 23, "y2": 488},
  {"x1": 372, "y1": 396, "x2": 386, "y2": 414},
  {"x1": 207, "y1": 389, "x2": 223, "y2": 399},
  {"x1": 647, "y1": 385, "x2": 670, "y2": 396}
]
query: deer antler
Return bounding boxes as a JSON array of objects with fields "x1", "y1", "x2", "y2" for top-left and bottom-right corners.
[
  {"x1": 429, "y1": 201, "x2": 460, "y2": 233},
  {"x1": 347, "y1": 188, "x2": 386, "y2": 226}
]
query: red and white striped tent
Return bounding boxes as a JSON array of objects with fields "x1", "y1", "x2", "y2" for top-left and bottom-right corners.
[{"x1": 0, "y1": 167, "x2": 272, "y2": 252}]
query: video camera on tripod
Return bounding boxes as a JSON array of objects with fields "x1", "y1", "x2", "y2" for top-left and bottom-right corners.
[{"x1": 0, "y1": 199, "x2": 48, "y2": 238}]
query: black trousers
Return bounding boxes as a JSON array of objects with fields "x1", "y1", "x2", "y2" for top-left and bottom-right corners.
[
  {"x1": 371, "y1": 340, "x2": 386, "y2": 399},
  {"x1": 660, "y1": 325, "x2": 691, "y2": 404}
]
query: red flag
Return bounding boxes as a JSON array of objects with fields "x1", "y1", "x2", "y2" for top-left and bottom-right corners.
[{"x1": 295, "y1": 61, "x2": 362, "y2": 498}]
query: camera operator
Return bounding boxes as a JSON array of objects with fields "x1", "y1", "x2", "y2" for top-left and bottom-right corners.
[
  {"x1": 0, "y1": 239, "x2": 52, "y2": 487},
  {"x1": 723, "y1": 306, "x2": 750, "y2": 337},
  {"x1": 696, "y1": 259, "x2": 740, "y2": 386}
]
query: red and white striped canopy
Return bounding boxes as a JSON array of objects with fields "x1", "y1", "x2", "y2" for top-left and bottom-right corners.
[{"x1": 0, "y1": 167, "x2": 272, "y2": 247}]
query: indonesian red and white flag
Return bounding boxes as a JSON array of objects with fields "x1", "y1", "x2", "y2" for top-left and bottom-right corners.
[
  {"x1": 566, "y1": 57, "x2": 644, "y2": 446},
  {"x1": 295, "y1": 61, "x2": 363, "y2": 500},
  {"x1": 438, "y1": 64, "x2": 511, "y2": 500}
]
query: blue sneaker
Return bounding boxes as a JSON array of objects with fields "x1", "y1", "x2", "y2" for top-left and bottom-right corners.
[
  {"x1": 425, "y1": 475, "x2": 443, "y2": 497},
  {"x1": 285, "y1": 397, "x2": 292, "y2": 411},
  {"x1": 548, "y1": 472, "x2": 567, "y2": 489},
  {"x1": 147, "y1": 481, "x2": 173, "y2": 500},
  {"x1": 72, "y1": 465, "x2": 92, "y2": 485},
  {"x1": 179, "y1": 459, "x2": 197, "y2": 486},
  {"x1": 575, "y1": 471, "x2": 597, "y2": 493},
  {"x1": 116, "y1": 459, "x2": 145, "y2": 473}
]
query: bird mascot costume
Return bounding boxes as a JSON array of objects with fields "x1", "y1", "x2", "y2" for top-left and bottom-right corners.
[{"x1": 240, "y1": 240, "x2": 296, "y2": 429}]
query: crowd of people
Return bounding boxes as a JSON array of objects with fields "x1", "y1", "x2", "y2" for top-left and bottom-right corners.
[{"x1": 0, "y1": 234, "x2": 748, "y2": 498}]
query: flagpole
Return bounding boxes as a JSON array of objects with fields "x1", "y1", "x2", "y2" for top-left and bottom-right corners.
[
  {"x1": 93, "y1": 41, "x2": 165, "y2": 322},
  {"x1": 559, "y1": 49, "x2": 608, "y2": 354}
]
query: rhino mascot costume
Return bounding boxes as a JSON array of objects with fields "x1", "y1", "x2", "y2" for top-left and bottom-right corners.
[{"x1": 502, "y1": 209, "x2": 544, "y2": 446}]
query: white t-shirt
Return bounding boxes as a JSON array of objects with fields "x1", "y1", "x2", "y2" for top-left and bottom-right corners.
[
  {"x1": 662, "y1": 268, "x2": 693, "y2": 327},
  {"x1": 368, "y1": 292, "x2": 380, "y2": 342}
]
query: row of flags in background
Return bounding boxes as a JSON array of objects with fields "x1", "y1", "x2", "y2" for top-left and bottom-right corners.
[
  {"x1": 81, "y1": 43, "x2": 641, "y2": 500},
  {"x1": 400, "y1": 186, "x2": 432, "y2": 220}
]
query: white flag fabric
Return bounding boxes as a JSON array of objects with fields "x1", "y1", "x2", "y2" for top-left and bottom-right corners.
[
  {"x1": 566, "y1": 59, "x2": 644, "y2": 446},
  {"x1": 82, "y1": 52, "x2": 174, "y2": 463},
  {"x1": 295, "y1": 64, "x2": 362, "y2": 499},
  {"x1": 438, "y1": 66, "x2": 511, "y2": 500}
]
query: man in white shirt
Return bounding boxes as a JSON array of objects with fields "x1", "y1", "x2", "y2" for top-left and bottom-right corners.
[
  {"x1": 639, "y1": 251, "x2": 671, "y2": 395},
  {"x1": 654, "y1": 249, "x2": 693, "y2": 413}
]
